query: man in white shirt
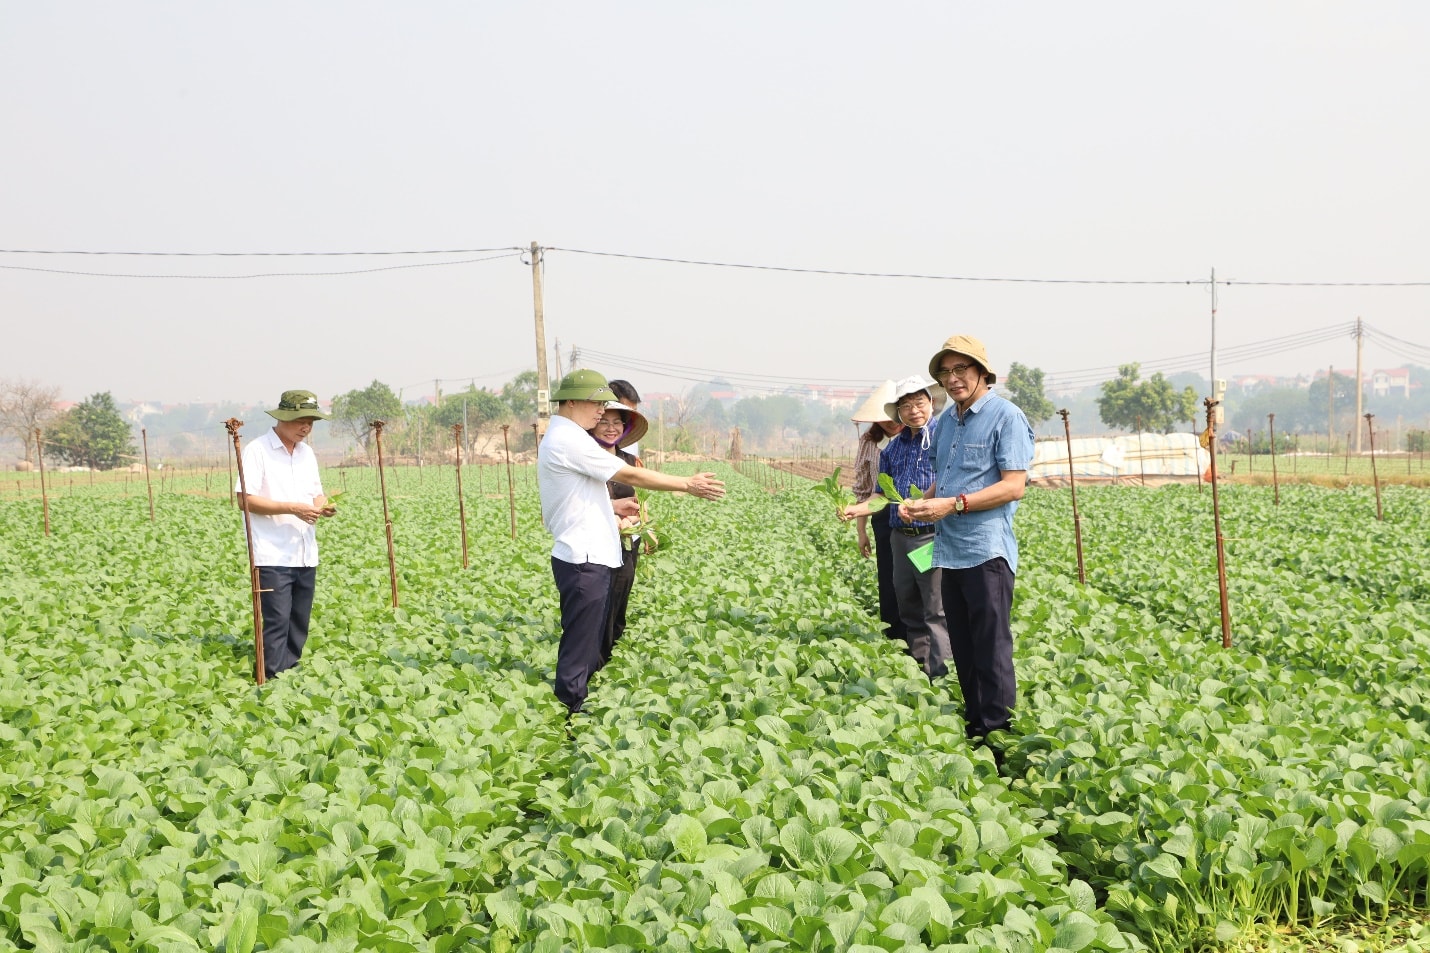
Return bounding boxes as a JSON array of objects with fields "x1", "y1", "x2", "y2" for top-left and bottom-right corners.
[
  {"x1": 236, "y1": 389, "x2": 334, "y2": 680},
  {"x1": 539, "y1": 369, "x2": 725, "y2": 716}
]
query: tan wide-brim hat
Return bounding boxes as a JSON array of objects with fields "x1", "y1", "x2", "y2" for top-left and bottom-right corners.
[
  {"x1": 883, "y1": 375, "x2": 940, "y2": 425},
  {"x1": 851, "y1": 380, "x2": 898, "y2": 422},
  {"x1": 595, "y1": 400, "x2": 649, "y2": 449},
  {"x1": 928, "y1": 335, "x2": 997, "y2": 384}
]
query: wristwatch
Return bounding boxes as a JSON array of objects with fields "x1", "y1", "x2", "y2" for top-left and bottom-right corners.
[{"x1": 953, "y1": 493, "x2": 968, "y2": 515}]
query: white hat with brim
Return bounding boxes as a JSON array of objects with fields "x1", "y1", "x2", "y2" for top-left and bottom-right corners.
[
  {"x1": 851, "y1": 380, "x2": 898, "y2": 423},
  {"x1": 883, "y1": 375, "x2": 940, "y2": 425}
]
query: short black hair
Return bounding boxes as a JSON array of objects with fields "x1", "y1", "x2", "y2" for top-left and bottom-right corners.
[{"x1": 607, "y1": 379, "x2": 641, "y2": 404}]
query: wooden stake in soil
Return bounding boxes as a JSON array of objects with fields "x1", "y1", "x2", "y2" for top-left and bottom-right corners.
[
  {"x1": 452, "y1": 424, "x2": 470, "y2": 569},
  {"x1": 1267, "y1": 413, "x2": 1279, "y2": 506},
  {"x1": 141, "y1": 428, "x2": 156, "y2": 522},
  {"x1": 35, "y1": 428, "x2": 50, "y2": 537},
  {"x1": 224, "y1": 418, "x2": 265, "y2": 685},
  {"x1": 1366, "y1": 413, "x2": 1383, "y2": 521},
  {"x1": 371, "y1": 420, "x2": 400, "y2": 608},
  {"x1": 1059, "y1": 410, "x2": 1086, "y2": 585},
  {"x1": 226, "y1": 434, "x2": 235, "y2": 508},
  {"x1": 1204, "y1": 399, "x2": 1233, "y2": 649},
  {"x1": 502, "y1": 424, "x2": 517, "y2": 540}
]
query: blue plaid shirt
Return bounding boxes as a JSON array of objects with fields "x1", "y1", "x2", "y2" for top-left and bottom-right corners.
[{"x1": 878, "y1": 415, "x2": 940, "y2": 531}]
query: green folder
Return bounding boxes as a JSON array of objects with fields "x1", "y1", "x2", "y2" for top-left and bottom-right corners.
[{"x1": 908, "y1": 541, "x2": 934, "y2": 573}]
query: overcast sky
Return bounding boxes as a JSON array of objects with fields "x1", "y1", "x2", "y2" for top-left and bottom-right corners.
[{"x1": 3, "y1": 2, "x2": 1427, "y2": 406}]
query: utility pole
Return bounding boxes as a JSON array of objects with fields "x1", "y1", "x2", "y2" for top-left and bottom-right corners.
[
  {"x1": 1353, "y1": 317, "x2": 1364, "y2": 452},
  {"x1": 1209, "y1": 267, "x2": 1217, "y2": 388},
  {"x1": 530, "y1": 241, "x2": 551, "y2": 438},
  {"x1": 553, "y1": 337, "x2": 564, "y2": 382},
  {"x1": 434, "y1": 378, "x2": 442, "y2": 405}
]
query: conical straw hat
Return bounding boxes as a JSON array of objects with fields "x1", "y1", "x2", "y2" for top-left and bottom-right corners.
[{"x1": 851, "y1": 380, "x2": 898, "y2": 422}]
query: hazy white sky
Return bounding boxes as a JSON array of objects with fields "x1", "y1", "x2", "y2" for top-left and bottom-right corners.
[{"x1": 3, "y1": 2, "x2": 1427, "y2": 405}]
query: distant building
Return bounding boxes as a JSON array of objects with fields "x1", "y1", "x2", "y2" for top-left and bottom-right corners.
[{"x1": 1371, "y1": 368, "x2": 1411, "y2": 398}]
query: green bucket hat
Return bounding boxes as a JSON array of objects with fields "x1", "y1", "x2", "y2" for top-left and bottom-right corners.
[
  {"x1": 551, "y1": 369, "x2": 616, "y2": 402},
  {"x1": 267, "y1": 389, "x2": 331, "y2": 421}
]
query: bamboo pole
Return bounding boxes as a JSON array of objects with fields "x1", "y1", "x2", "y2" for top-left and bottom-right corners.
[
  {"x1": 371, "y1": 420, "x2": 400, "y2": 608},
  {"x1": 35, "y1": 428, "x2": 50, "y2": 537},
  {"x1": 1268, "y1": 414, "x2": 1279, "y2": 506},
  {"x1": 141, "y1": 428, "x2": 156, "y2": 522},
  {"x1": 224, "y1": 419, "x2": 265, "y2": 685},
  {"x1": 1059, "y1": 410, "x2": 1086, "y2": 585},
  {"x1": 453, "y1": 424, "x2": 470, "y2": 569},
  {"x1": 1204, "y1": 399, "x2": 1233, "y2": 649},
  {"x1": 502, "y1": 424, "x2": 517, "y2": 539},
  {"x1": 1366, "y1": 414, "x2": 1383, "y2": 521}
]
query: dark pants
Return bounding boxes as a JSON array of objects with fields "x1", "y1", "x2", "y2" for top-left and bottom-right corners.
[
  {"x1": 889, "y1": 529, "x2": 950, "y2": 679},
  {"x1": 552, "y1": 557, "x2": 612, "y2": 713},
  {"x1": 258, "y1": 565, "x2": 316, "y2": 680},
  {"x1": 942, "y1": 557, "x2": 1016, "y2": 737},
  {"x1": 600, "y1": 546, "x2": 640, "y2": 668},
  {"x1": 871, "y1": 517, "x2": 907, "y2": 645}
]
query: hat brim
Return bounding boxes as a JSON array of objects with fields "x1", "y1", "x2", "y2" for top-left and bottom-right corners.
[
  {"x1": 268, "y1": 408, "x2": 331, "y2": 421},
  {"x1": 619, "y1": 412, "x2": 649, "y2": 449}
]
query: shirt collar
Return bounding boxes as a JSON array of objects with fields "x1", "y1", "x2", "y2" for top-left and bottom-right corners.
[{"x1": 956, "y1": 388, "x2": 996, "y2": 420}]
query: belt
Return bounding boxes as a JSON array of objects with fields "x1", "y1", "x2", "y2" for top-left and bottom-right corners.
[{"x1": 896, "y1": 526, "x2": 932, "y2": 537}]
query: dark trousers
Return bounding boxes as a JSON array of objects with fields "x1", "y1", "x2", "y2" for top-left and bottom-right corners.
[
  {"x1": 942, "y1": 557, "x2": 1017, "y2": 737},
  {"x1": 258, "y1": 565, "x2": 316, "y2": 679},
  {"x1": 871, "y1": 517, "x2": 907, "y2": 645},
  {"x1": 552, "y1": 557, "x2": 612, "y2": 713},
  {"x1": 600, "y1": 546, "x2": 639, "y2": 668}
]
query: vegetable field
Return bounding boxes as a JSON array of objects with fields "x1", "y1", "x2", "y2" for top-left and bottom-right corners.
[{"x1": 2, "y1": 466, "x2": 1429, "y2": 952}]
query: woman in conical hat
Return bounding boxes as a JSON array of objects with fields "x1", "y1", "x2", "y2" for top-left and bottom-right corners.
[{"x1": 849, "y1": 380, "x2": 906, "y2": 648}]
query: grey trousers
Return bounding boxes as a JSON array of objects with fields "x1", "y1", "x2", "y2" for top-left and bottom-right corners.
[{"x1": 888, "y1": 528, "x2": 950, "y2": 679}]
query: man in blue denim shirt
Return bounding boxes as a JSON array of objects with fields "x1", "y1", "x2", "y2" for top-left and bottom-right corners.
[
  {"x1": 901, "y1": 336, "x2": 1035, "y2": 741},
  {"x1": 841, "y1": 376, "x2": 950, "y2": 679}
]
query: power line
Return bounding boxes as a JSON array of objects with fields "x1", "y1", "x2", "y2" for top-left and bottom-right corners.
[
  {"x1": 548, "y1": 246, "x2": 1201, "y2": 285},
  {"x1": 0, "y1": 246, "x2": 523, "y2": 257},
  {"x1": 0, "y1": 252, "x2": 525, "y2": 280}
]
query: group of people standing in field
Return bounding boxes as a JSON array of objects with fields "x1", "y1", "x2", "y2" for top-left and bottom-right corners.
[
  {"x1": 231, "y1": 332, "x2": 1033, "y2": 747},
  {"x1": 841, "y1": 335, "x2": 1035, "y2": 746}
]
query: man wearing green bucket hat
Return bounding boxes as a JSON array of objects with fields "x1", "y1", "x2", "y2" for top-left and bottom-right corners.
[
  {"x1": 538, "y1": 369, "x2": 726, "y2": 718},
  {"x1": 236, "y1": 389, "x2": 335, "y2": 680}
]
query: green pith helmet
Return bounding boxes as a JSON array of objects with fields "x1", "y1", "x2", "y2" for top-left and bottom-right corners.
[{"x1": 551, "y1": 369, "x2": 616, "y2": 402}]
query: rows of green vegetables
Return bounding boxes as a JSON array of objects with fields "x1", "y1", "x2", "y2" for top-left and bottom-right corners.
[{"x1": 1, "y1": 469, "x2": 1427, "y2": 952}]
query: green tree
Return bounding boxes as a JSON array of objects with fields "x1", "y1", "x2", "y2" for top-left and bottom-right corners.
[
  {"x1": 1002, "y1": 362, "x2": 1055, "y2": 425},
  {"x1": 1096, "y1": 364, "x2": 1199, "y2": 433},
  {"x1": 502, "y1": 370, "x2": 538, "y2": 419},
  {"x1": 434, "y1": 386, "x2": 509, "y2": 454},
  {"x1": 331, "y1": 379, "x2": 402, "y2": 457},
  {"x1": 46, "y1": 392, "x2": 136, "y2": 470}
]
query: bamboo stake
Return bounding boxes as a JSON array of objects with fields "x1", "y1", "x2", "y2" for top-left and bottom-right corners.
[
  {"x1": 1366, "y1": 414, "x2": 1383, "y2": 521},
  {"x1": 502, "y1": 424, "x2": 517, "y2": 539},
  {"x1": 1204, "y1": 399, "x2": 1232, "y2": 649},
  {"x1": 453, "y1": 424, "x2": 470, "y2": 569},
  {"x1": 226, "y1": 434, "x2": 235, "y2": 507},
  {"x1": 141, "y1": 428, "x2": 156, "y2": 522},
  {"x1": 1059, "y1": 410, "x2": 1086, "y2": 585},
  {"x1": 35, "y1": 428, "x2": 50, "y2": 537},
  {"x1": 224, "y1": 419, "x2": 265, "y2": 685},
  {"x1": 371, "y1": 420, "x2": 400, "y2": 608},
  {"x1": 1268, "y1": 414, "x2": 1279, "y2": 506}
]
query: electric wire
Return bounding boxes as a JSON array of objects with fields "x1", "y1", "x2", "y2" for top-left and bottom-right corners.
[{"x1": 0, "y1": 252, "x2": 525, "y2": 279}]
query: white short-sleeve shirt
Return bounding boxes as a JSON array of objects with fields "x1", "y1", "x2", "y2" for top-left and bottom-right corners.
[
  {"x1": 236, "y1": 428, "x2": 324, "y2": 567},
  {"x1": 537, "y1": 414, "x2": 625, "y2": 568}
]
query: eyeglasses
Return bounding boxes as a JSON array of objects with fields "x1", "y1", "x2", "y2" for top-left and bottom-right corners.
[
  {"x1": 934, "y1": 363, "x2": 977, "y2": 379},
  {"x1": 595, "y1": 417, "x2": 627, "y2": 428}
]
